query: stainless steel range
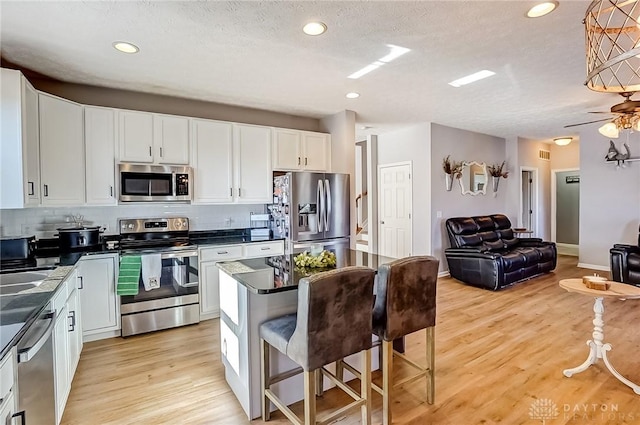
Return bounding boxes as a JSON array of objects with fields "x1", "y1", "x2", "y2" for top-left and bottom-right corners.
[{"x1": 118, "y1": 217, "x2": 199, "y2": 337}]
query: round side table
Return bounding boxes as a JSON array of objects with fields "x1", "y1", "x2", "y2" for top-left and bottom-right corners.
[{"x1": 559, "y1": 278, "x2": 640, "y2": 395}]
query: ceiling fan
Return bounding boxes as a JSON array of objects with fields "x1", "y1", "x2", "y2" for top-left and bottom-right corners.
[{"x1": 565, "y1": 92, "x2": 640, "y2": 137}]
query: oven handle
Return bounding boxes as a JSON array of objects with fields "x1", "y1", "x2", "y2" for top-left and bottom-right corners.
[{"x1": 160, "y1": 250, "x2": 198, "y2": 259}]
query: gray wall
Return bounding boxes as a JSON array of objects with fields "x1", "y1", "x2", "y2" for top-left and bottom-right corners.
[
  {"x1": 430, "y1": 123, "x2": 506, "y2": 272},
  {"x1": 555, "y1": 171, "x2": 579, "y2": 245},
  {"x1": 578, "y1": 123, "x2": 640, "y2": 269},
  {"x1": 517, "y1": 137, "x2": 552, "y2": 240}
]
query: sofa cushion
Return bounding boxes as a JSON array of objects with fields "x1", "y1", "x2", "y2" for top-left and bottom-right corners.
[
  {"x1": 629, "y1": 253, "x2": 640, "y2": 270},
  {"x1": 501, "y1": 252, "x2": 526, "y2": 272},
  {"x1": 503, "y1": 238, "x2": 519, "y2": 249},
  {"x1": 482, "y1": 240, "x2": 505, "y2": 252}
]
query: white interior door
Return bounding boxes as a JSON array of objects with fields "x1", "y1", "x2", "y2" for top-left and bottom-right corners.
[{"x1": 378, "y1": 162, "x2": 412, "y2": 258}]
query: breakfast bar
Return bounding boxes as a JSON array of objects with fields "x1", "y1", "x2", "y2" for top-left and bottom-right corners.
[{"x1": 216, "y1": 248, "x2": 394, "y2": 419}]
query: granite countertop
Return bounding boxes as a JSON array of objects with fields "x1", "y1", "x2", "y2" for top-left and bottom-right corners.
[
  {"x1": 218, "y1": 248, "x2": 395, "y2": 295},
  {"x1": 0, "y1": 266, "x2": 74, "y2": 359}
]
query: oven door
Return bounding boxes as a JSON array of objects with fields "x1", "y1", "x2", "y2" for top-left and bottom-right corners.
[{"x1": 120, "y1": 249, "x2": 199, "y2": 310}]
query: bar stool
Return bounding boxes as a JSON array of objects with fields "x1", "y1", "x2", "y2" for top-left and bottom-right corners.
[
  {"x1": 259, "y1": 266, "x2": 376, "y2": 425},
  {"x1": 337, "y1": 256, "x2": 439, "y2": 425}
]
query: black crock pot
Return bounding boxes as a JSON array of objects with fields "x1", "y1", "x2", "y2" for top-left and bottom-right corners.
[{"x1": 56, "y1": 226, "x2": 103, "y2": 251}]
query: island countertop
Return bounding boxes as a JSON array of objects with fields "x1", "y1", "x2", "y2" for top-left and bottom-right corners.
[{"x1": 217, "y1": 248, "x2": 396, "y2": 294}]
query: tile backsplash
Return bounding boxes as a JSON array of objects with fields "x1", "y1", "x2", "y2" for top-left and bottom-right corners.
[{"x1": 0, "y1": 204, "x2": 266, "y2": 238}]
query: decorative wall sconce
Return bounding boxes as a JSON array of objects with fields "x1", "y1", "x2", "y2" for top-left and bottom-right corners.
[
  {"x1": 442, "y1": 155, "x2": 463, "y2": 192},
  {"x1": 487, "y1": 161, "x2": 509, "y2": 193}
]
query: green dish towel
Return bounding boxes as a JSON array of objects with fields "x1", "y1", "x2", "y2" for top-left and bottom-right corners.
[{"x1": 117, "y1": 255, "x2": 141, "y2": 296}]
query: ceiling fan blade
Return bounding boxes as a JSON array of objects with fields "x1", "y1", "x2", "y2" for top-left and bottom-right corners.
[
  {"x1": 564, "y1": 117, "x2": 612, "y2": 128},
  {"x1": 588, "y1": 111, "x2": 613, "y2": 114}
]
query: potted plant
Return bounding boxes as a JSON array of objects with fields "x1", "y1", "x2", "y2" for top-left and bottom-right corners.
[
  {"x1": 442, "y1": 155, "x2": 463, "y2": 191},
  {"x1": 487, "y1": 161, "x2": 508, "y2": 192}
]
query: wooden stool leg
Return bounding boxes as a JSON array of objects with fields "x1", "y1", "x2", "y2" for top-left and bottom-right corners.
[
  {"x1": 304, "y1": 370, "x2": 316, "y2": 424},
  {"x1": 382, "y1": 340, "x2": 393, "y2": 425},
  {"x1": 315, "y1": 369, "x2": 324, "y2": 396},
  {"x1": 426, "y1": 327, "x2": 435, "y2": 405},
  {"x1": 336, "y1": 359, "x2": 344, "y2": 381},
  {"x1": 361, "y1": 349, "x2": 372, "y2": 425},
  {"x1": 261, "y1": 338, "x2": 271, "y2": 421}
]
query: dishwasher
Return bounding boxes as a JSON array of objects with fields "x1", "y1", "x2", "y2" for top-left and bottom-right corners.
[{"x1": 17, "y1": 305, "x2": 56, "y2": 425}]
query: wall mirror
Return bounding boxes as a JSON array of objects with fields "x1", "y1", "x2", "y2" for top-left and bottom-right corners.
[{"x1": 459, "y1": 161, "x2": 488, "y2": 195}]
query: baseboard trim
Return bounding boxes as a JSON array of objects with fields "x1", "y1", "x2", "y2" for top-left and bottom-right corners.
[
  {"x1": 83, "y1": 329, "x2": 120, "y2": 343},
  {"x1": 556, "y1": 243, "x2": 578, "y2": 257},
  {"x1": 577, "y1": 262, "x2": 610, "y2": 272},
  {"x1": 438, "y1": 270, "x2": 450, "y2": 278}
]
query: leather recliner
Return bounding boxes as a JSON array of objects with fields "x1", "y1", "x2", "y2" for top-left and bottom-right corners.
[
  {"x1": 610, "y1": 226, "x2": 640, "y2": 286},
  {"x1": 445, "y1": 214, "x2": 557, "y2": 290}
]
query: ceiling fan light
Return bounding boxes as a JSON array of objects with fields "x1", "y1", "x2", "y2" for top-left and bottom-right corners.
[
  {"x1": 598, "y1": 122, "x2": 619, "y2": 138},
  {"x1": 554, "y1": 137, "x2": 572, "y2": 146}
]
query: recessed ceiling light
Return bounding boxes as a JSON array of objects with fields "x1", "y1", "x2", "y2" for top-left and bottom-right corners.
[
  {"x1": 303, "y1": 22, "x2": 327, "y2": 36},
  {"x1": 526, "y1": 1, "x2": 558, "y2": 18},
  {"x1": 346, "y1": 92, "x2": 360, "y2": 99},
  {"x1": 113, "y1": 41, "x2": 139, "y2": 54},
  {"x1": 448, "y1": 70, "x2": 496, "y2": 87}
]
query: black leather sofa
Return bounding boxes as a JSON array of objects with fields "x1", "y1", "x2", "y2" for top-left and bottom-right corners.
[
  {"x1": 445, "y1": 214, "x2": 557, "y2": 290},
  {"x1": 610, "y1": 226, "x2": 640, "y2": 286}
]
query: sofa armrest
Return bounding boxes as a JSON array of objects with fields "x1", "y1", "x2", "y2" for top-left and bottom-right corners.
[
  {"x1": 612, "y1": 244, "x2": 640, "y2": 254},
  {"x1": 518, "y1": 238, "x2": 543, "y2": 245},
  {"x1": 444, "y1": 248, "x2": 500, "y2": 260}
]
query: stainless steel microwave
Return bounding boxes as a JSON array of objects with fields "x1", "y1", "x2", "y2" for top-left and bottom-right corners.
[{"x1": 118, "y1": 164, "x2": 192, "y2": 202}]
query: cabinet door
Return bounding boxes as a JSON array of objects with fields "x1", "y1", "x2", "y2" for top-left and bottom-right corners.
[
  {"x1": 39, "y1": 93, "x2": 85, "y2": 205},
  {"x1": 154, "y1": 114, "x2": 189, "y2": 164},
  {"x1": 0, "y1": 392, "x2": 15, "y2": 425},
  {"x1": 53, "y1": 303, "x2": 69, "y2": 423},
  {"x1": 85, "y1": 107, "x2": 116, "y2": 205},
  {"x1": 272, "y1": 129, "x2": 301, "y2": 170},
  {"x1": 191, "y1": 119, "x2": 233, "y2": 203},
  {"x1": 77, "y1": 256, "x2": 118, "y2": 336},
  {"x1": 118, "y1": 110, "x2": 153, "y2": 162},
  {"x1": 200, "y1": 261, "x2": 222, "y2": 318},
  {"x1": 66, "y1": 286, "x2": 82, "y2": 379},
  {"x1": 234, "y1": 124, "x2": 272, "y2": 203},
  {"x1": 23, "y1": 79, "x2": 40, "y2": 205},
  {"x1": 302, "y1": 132, "x2": 331, "y2": 172}
]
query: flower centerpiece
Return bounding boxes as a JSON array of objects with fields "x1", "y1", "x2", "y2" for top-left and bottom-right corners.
[
  {"x1": 442, "y1": 155, "x2": 463, "y2": 191},
  {"x1": 487, "y1": 161, "x2": 508, "y2": 192}
]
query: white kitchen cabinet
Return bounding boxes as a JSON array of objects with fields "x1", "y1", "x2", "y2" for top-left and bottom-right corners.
[
  {"x1": 234, "y1": 124, "x2": 273, "y2": 203},
  {"x1": 85, "y1": 106, "x2": 117, "y2": 205},
  {"x1": 118, "y1": 110, "x2": 189, "y2": 164},
  {"x1": 199, "y1": 245, "x2": 243, "y2": 320},
  {"x1": 66, "y1": 286, "x2": 83, "y2": 379},
  {"x1": 0, "y1": 349, "x2": 16, "y2": 425},
  {"x1": 0, "y1": 68, "x2": 40, "y2": 208},
  {"x1": 77, "y1": 254, "x2": 119, "y2": 340},
  {"x1": 191, "y1": 119, "x2": 234, "y2": 203},
  {"x1": 272, "y1": 128, "x2": 331, "y2": 172},
  {"x1": 39, "y1": 93, "x2": 85, "y2": 206},
  {"x1": 154, "y1": 114, "x2": 190, "y2": 164}
]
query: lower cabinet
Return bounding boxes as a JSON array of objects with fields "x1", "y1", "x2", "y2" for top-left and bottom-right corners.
[
  {"x1": 52, "y1": 269, "x2": 83, "y2": 425},
  {"x1": 77, "y1": 254, "x2": 119, "y2": 340},
  {"x1": 199, "y1": 241, "x2": 284, "y2": 321},
  {"x1": 0, "y1": 349, "x2": 16, "y2": 425}
]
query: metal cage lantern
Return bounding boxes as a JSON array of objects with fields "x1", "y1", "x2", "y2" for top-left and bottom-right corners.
[{"x1": 585, "y1": 0, "x2": 640, "y2": 93}]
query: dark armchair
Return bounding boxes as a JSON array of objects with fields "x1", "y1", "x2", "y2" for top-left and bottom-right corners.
[
  {"x1": 610, "y1": 226, "x2": 640, "y2": 286},
  {"x1": 445, "y1": 214, "x2": 557, "y2": 290}
]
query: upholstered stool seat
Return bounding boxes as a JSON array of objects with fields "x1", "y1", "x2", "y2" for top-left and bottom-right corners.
[
  {"x1": 260, "y1": 266, "x2": 376, "y2": 425},
  {"x1": 337, "y1": 256, "x2": 439, "y2": 425}
]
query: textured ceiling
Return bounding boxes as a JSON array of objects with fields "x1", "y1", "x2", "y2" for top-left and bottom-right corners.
[{"x1": 0, "y1": 0, "x2": 618, "y2": 141}]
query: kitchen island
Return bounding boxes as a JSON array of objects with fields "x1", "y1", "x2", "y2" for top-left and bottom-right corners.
[{"x1": 216, "y1": 248, "x2": 394, "y2": 420}]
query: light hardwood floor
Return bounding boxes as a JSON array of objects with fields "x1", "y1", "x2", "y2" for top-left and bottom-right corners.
[{"x1": 61, "y1": 256, "x2": 640, "y2": 425}]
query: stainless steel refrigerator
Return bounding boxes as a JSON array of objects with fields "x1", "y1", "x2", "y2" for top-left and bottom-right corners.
[{"x1": 270, "y1": 172, "x2": 350, "y2": 253}]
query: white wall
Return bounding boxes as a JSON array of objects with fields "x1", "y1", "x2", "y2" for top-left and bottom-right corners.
[
  {"x1": 377, "y1": 123, "x2": 432, "y2": 256},
  {"x1": 578, "y1": 124, "x2": 640, "y2": 269},
  {"x1": 430, "y1": 124, "x2": 507, "y2": 271}
]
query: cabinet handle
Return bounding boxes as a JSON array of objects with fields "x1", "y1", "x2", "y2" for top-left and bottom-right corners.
[
  {"x1": 261, "y1": 247, "x2": 270, "y2": 251},
  {"x1": 305, "y1": 157, "x2": 308, "y2": 165},
  {"x1": 68, "y1": 310, "x2": 76, "y2": 332},
  {"x1": 28, "y1": 181, "x2": 35, "y2": 196},
  {"x1": 238, "y1": 188, "x2": 241, "y2": 197},
  {"x1": 78, "y1": 276, "x2": 84, "y2": 289},
  {"x1": 298, "y1": 157, "x2": 301, "y2": 165},
  {"x1": 12, "y1": 411, "x2": 26, "y2": 425},
  {"x1": 230, "y1": 187, "x2": 233, "y2": 197},
  {"x1": 149, "y1": 146, "x2": 152, "y2": 157},
  {"x1": 160, "y1": 147, "x2": 163, "y2": 157},
  {"x1": 110, "y1": 186, "x2": 113, "y2": 197},
  {"x1": 222, "y1": 338, "x2": 227, "y2": 357},
  {"x1": 43, "y1": 184, "x2": 48, "y2": 197},
  {"x1": 217, "y1": 251, "x2": 229, "y2": 254}
]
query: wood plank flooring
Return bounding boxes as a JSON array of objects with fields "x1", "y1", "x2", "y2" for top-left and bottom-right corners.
[{"x1": 61, "y1": 256, "x2": 640, "y2": 425}]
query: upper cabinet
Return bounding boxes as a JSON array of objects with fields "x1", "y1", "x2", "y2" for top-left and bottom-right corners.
[
  {"x1": 234, "y1": 124, "x2": 273, "y2": 203},
  {"x1": 272, "y1": 128, "x2": 331, "y2": 172},
  {"x1": 39, "y1": 93, "x2": 85, "y2": 206},
  {"x1": 118, "y1": 110, "x2": 189, "y2": 164},
  {"x1": 0, "y1": 68, "x2": 40, "y2": 208},
  {"x1": 85, "y1": 106, "x2": 117, "y2": 205}
]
